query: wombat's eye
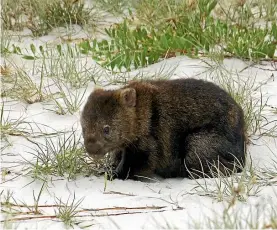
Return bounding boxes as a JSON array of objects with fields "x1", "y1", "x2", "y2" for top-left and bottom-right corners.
[{"x1": 103, "y1": 125, "x2": 110, "y2": 136}]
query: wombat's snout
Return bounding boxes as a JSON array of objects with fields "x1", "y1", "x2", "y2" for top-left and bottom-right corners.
[{"x1": 84, "y1": 137, "x2": 104, "y2": 156}]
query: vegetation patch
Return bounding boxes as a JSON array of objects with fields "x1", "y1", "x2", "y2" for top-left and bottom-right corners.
[
  {"x1": 79, "y1": 0, "x2": 277, "y2": 72},
  {"x1": 1, "y1": 0, "x2": 97, "y2": 36},
  {"x1": 24, "y1": 131, "x2": 102, "y2": 181}
]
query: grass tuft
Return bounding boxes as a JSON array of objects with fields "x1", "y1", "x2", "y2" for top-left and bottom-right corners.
[
  {"x1": 24, "y1": 131, "x2": 102, "y2": 181},
  {"x1": 1, "y1": 0, "x2": 25, "y2": 31},
  {"x1": 210, "y1": 66, "x2": 277, "y2": 140},
  {"x1": 188, "y1": 157, "x2": 261, "y2": 202},
  {"x1": 0, "y1": 31, "x2": 12, "y2": 56},
  {"x1": 190, "y1": 194, "x2": 277, "y2": 229},
  {"x1": 94, "y1": 0, "x2": 132, "y2": 15},
  {"x1": 1, "y1": 0, "x2": 98, "y2": 37},
  {"x1": 1, "y1": 65, "x2": 48, "y2": 104},
  {"x1": 0, "y1": 102, "x2": 30, "y2": 143},
  {"x1": 47, "y1": 80, "x2": 87, "y2": 115},
  {"x1": 55, "y1": 193, "x2": 84, "y2": 227},
  {"x1": 40, "y1": 44, "x2": 101, "y2": 88}
]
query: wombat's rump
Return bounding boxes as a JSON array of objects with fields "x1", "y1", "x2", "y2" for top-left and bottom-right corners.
[{"x1": 81, "y1": 79, "x2": 246, "y2": 180}]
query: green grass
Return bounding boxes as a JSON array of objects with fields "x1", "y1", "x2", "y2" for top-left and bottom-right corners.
[
  {"x1": 211, "y1": 66, "x2": 277, "y2": 141},
  {"x1": 1, "y1": 0, "x2": 25, "y2": 31},
  {"x1": 257, "y1": 150, "x2": 277, "y2": 185},
  {"x1": 0, "y1": 189, "x2": 88, "y2": 228},
  {"x1": 1, "y1": 67, "x2": 47, "y2": 104},
  {"x1": 0, "y1": 184, "x2": 45, "y2": 216},
  {"x1": 188, "y1": 158, "x2": 261, "y2": 202},
  {"x1": 1, "y1": 0, "x2": 98, "y2": 37},
  {"x1": 40, "y1": 44, "x2": 101, "y2": 88},
  {"x1": 55, "y1": 193, "x2": 84, "y2": 227},
  {"x1": 78, "y1": 0, "x2": 277, "y2": 72},
  {"x1": 94, "y1": 0, "x2": 132, "y2": 15},
  {"x1": 0, "y1": 102, "x2": 31, "y2": 143},
  {"x1": 102, "y1": 60, "x2": 177, "y2": 86},
  {"x1": 190, "y1": 194, "x2": 277, "y2": 229},
  {"x1": 0, "y1": 31, "x2": 12, "y2": 56},
  {"x1": 9, "y1": 43, "x2": 101, "y2": 88},
  {"x1": 27, "y1": 0, "x2": 92, "y2": 36},
  {"x1": 24, "y1": 131, "x2": 102, "y2": 181},
  {"x1": 1, "y1": 44, "x2": 101, "y2": 114},
  {"x1": 48, "y1": 80, "x2": 87, "y2": 115}
]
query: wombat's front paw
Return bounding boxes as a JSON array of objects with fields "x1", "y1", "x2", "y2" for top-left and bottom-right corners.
[
  {"x1": 107, "y1": 151, "x2": 122, "y2": 167},
  {"x1": 105, "y1": 149, "x2": 131, "y2": 180}
]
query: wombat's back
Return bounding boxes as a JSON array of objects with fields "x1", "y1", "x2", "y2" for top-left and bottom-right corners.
[{"x1": 143, "y1": 78, "x2": 244, "y2": 131}]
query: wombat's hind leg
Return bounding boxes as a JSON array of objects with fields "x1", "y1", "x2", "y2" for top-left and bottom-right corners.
[
  {"x1": 155, "y1": 158, "x2": 188, "y2": 178},
  {"x1": 184, "y1": 131, "x2": 245, "y2": 179}
]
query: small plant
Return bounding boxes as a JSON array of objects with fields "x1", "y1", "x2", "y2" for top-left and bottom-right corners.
[
  {"x1": 190, "y1": 196, "x2": 277, "y2": 229},
  {"x1": 10, "y1": 43, "x2": 102, "y2": 87},
  {"x1": 1, "y1": 190, "x2": 15, "y2": 208},
  {"x1": 225, "y1": 25, "x2": 276, "y2": 60},
  {"x1": 48, "y1": 80, "x2": 87, "y2": 115},
  {"x1": 0, "y1": 62, "x2": 13, "y2": 78},
  {"x1": 1, "y1": 0, "x2": 25, "y2": 31},
  {"x1": 32, "y1": 182, "x2": 46, "y2": 215},
  {"x1": 1, "y1": 66, "x2": 48, "y2": 104},
  {"x1": 94, "y1": 0, "x2": 132, "y2": 15},
  {"x1": 24, "y1": 131, "x2": 100, "y2": 181},
  {"x1": 42, "y1": 0, "x2": 91, "y2": 27},
  {"x1": 0, "y1": 102, "x2": 30, "y2": 142},
  {"x1": 189, "y1": 158, "x2": 261, "y2": 202},
  {"x1": 257, "y1": 150, "x2": 277, "y2": 185},
  {"x1": 212, "y1": 67, "x2": 277, "y2": 140},
  {"x1": 79, "y1": 19, "x2": 201, "y2": 72},
  {"x1": 0, "y1": 183, "x2": 48, "y2": 227},
  {"x1": 28, "y1": 0, "x2": 94, "y2": 36},
  {"x1": 133, "y1": 0, "x2": 198, "y2": 28},
  {"x1": 55, "y1": 193, "x2": 84, "y2": 227},
  {"x1": 1, "y1": 0, "x2": 98, "y2": 37},
  {"x1": 103, "y1": 61, "x2": 177, "y2": 85},
  {"x1": 0, "y1": 31, "x2": 12, "y2": 56},
  {"x1": 41, "y1": 44, "x2": 101, "y2": 88},
  {"x1": 10, "y1": 43, "x2": 46, "y2": 60}
]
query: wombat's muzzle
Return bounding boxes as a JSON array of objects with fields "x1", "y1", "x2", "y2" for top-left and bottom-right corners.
[{"x1": 84, "y1": 140, "x2": 105, "y2": 157}]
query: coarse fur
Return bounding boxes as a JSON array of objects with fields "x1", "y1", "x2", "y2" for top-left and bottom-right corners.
[{"x1": 81, "y1": 78, "x2": 246, "y2": 180}]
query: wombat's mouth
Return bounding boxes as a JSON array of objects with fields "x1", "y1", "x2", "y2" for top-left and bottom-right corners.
[
  {"x1": 85, "y1": 144, "x2": 105, "y2": 157},
  {"x1": 86, "y1": 144, "x2": 121, "y2": 160},
  {"x1": 104, "y1": 146, "x2": 121, "y2": 156}
]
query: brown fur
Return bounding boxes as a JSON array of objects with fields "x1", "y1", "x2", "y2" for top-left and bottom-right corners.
[{"x1": 81, "y1": 78, "x2": 246, "y2": 180}]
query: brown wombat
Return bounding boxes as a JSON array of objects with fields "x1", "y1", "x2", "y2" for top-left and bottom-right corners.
[{"x1": 81, "y1": 78, "x2": 246, "y2": 180}]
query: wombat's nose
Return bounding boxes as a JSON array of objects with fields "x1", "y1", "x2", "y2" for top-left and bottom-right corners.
[
  {"x1": 84, "y1": 138, "x2": 104, "y2": 156},
  {"x1": 86, "y1": 136, "x2": 97, "y2": 144},
  {"x1": 85, "y1": 142, "x2": 100, "y2": 155}
]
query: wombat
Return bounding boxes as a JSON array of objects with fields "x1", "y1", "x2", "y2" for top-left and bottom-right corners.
[{"x1": 81, "y1": 78, "x2": 246, "y2": 180}]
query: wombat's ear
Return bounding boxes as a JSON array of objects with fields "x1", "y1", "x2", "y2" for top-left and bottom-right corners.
[{"x1": 119, "y1": 88, "x2": 136, "y2": 107}]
